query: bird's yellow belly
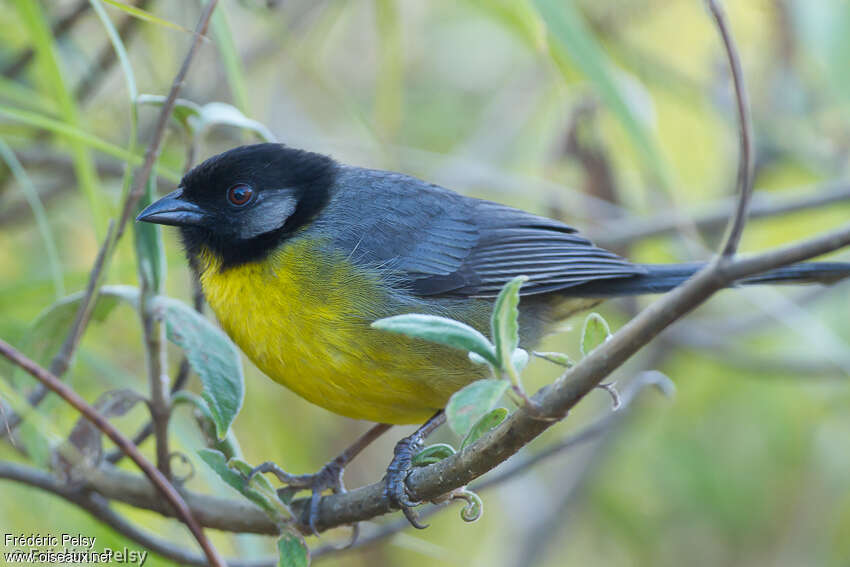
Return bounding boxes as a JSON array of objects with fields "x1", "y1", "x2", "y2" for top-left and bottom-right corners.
[{"x1": 198, "y1": 241, "x2": 483, "y2": 424}]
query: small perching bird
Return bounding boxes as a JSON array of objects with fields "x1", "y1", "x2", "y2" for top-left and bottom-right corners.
[{"x1": 138, "y1": 143, "x2": 850, "y2": 528}]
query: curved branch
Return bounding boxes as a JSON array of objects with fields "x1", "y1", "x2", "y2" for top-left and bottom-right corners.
[
  {"x1": 708, "y1": 0, "x2": 755, "y2": 257},
  {"x1": 0, "y1": 340, "x2": 226, "y2": 567}
]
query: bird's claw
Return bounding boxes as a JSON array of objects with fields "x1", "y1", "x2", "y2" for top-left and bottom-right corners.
[
  {"x1": 384, "y1": 436, "x2": 429, "y2": 529},
  {"x1": 246, "y1": 459, "x2": 347, "y2": 535}
]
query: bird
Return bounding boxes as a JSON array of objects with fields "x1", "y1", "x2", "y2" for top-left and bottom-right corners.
[{"x1": 137, "y1": 142, "x2": 850, "y2": 529}]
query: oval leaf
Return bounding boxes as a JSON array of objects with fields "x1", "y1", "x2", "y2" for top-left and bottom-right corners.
[
  {"x1": 153, "y1": 296, "x2": 244, "y2": 439},
  {"x1": 491, "y1": 276, "x2": 528, "y2": 372},
  {"x1": 411, "y1": 443, "x2": 456, "y2": 467},
  {"x1": 277, "y1": 529, "x2": 310, "y2": 567},
  {"x1": 581, "y1": 312, "x2": 611, "y2": 357},
  {"x1": 461, "y1": 407, "x2": 509, "y2": 449},
  {"x1": 534, "y1": 351, "x2": 574, "y2": 368},
  {"x1": 446, "y1": 378, "x2": 509, "y2": 437},
  {"x1": 372, "y1": 314, "x2": 497, "y2": 366},
  {"x1": 198, "y1": 449, "x2": 290, "y2": 521}
]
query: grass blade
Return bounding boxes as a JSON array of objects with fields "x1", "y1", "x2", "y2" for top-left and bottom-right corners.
[
  {"x1": 0, "y1": 105, "x2": 181, "y2": 183},
  {"x1": 210, "y1": 3, "x2": 249, "y2": 112},
  {"x1": 101, "y1": 0, "x2": 192, "y2": 34},
  {"x1": 0, "y1": 138, "x2": 64, "y2": 298},
  {"x1": 13, "y1": 0, "x2": 107, "y2": 234},
  {"x1": 532, "y1": 0, "x2": 672, "y2": 189}
]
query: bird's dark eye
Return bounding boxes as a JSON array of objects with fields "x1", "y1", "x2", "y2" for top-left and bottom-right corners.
[{"x1": 227, "y1": 184, "x2": 254, "y2": 207}]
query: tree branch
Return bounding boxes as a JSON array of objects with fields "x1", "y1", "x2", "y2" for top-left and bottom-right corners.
[
  {"x1": 589, "y1": 181, "x2": 850, "y2": 249},
  {"x1": 708, "y1": 0, "x2": 755, "y2": 257},
  {"x1": 0, "y1": 339, "x2": 225, "y2": 566}
]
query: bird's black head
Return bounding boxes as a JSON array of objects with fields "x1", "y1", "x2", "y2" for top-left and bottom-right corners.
[{"x1": 136, "y1": 143, "x2": 337, "y2": 269}]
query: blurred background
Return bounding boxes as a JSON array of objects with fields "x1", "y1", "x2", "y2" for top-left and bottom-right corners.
[{"x1": 2, "y1": 0, "x2": 850, "y2": 565}]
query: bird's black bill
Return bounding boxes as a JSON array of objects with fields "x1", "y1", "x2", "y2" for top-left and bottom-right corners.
[{"x1": 136, "y1": 188, "x2": 205, "y2": 226}]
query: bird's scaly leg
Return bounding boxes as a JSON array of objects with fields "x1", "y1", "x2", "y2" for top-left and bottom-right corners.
[
  {"x1": 384, "y1": 410, "x2": 446, "y2": 529},
  {"x1": 247, "y1": 422, "x2": 392, "y2": 535}
]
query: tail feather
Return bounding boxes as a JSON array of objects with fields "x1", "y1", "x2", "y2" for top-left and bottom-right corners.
[{"x1": 560, "y1": 262, "x2": 850, "y2": 297}]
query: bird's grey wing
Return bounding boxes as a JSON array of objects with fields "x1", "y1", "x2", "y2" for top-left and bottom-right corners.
[
  {"x1": 328, "y1": 167, "x2": 643, "y2": 298},
  {"x1": 409, "y1": 200, "x2": 645, "y2": 297}
]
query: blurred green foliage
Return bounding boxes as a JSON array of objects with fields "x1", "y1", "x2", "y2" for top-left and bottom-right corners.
[{"x1": 1, "y1": 1, "x2": 850, "y2": 566}]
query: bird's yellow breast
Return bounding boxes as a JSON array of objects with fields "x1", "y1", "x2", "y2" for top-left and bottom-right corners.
[{"x1": 197, "y1": 238, "x2": 484, "y2": 424}]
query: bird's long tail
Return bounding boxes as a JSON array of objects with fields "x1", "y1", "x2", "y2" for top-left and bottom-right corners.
[{"x1": 562, "y1": 262, "x2": 850, "y2": 297}]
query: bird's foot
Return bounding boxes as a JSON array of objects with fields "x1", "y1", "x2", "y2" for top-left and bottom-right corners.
[
  {"x1": 384, "y1": 434, "x2": 428, "y2": 529},
  {"x1": 383, "y1": 410, "x2": 446, "y2": 529},
  {"x1": 246, "y1": 458, "x2": 346, "y2": 535}
]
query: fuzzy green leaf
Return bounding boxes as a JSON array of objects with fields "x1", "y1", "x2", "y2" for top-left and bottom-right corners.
[
  {"x1": 581, "y1": 312, "x2": 611, "y2": 357},
  {"x1": 491, "y1": 276, "x2": 528, "y2": 373},
  {"x1": 534, "y1": 351, "x2": 575, "y2": 368},
  {"x1": 198, "y1": 449, "x2": 290, "y2": 522},
  {"x1": 372, "y1": 314, "x2": 498, "y2": 366},
  {"x1": 511, "y1": 348, "x2": 529, "y2": 373},
  {"x1": 411, "y1": 443, "x2": 456, "y2": 467},
  {"x1": 153, "y1": 297, "x2": 244, "y2": 439},
  {"x1": 461, "y1": 407, "x2": 509, "y2": 449},
  {"x1": 277, "y1": 529, "x2": 310, "y2": 567},
  {"x1": 446, "y1": 379, "x2": 509, "y2": 437},
  {"x1": 8, "y1": 286, "x2": 138, "y2": 387}
]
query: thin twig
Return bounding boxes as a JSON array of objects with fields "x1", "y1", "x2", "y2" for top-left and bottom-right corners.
[
  {"x1": 708, "y1": 0, "x2": 755, "y2": 257},
  {"x1": 0, "y1": 339, "x2": 226, "y2": 567},
  {"x1": 589, "y1": 181, "x2": 850, "y2": 249}
]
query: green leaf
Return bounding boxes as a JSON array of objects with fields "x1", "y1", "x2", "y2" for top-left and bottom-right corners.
[
  {"x1": 211, "y1": 4, "x2": 249, "y2": 112},
  {"x1": 0, "y1": 105, "x2": 181, "y2": 183},
  {"x1": 172, "y1": 391, "x2": 242, "y2": 460},
  {"x1": 193, "y1": 102, "x2": 276, "y2": 141},
  {"x1": 581, "y1": 312, "x2": 611, "y2": 357},
  {"x1": 9, "y1": 286, "x2": 243, "y2": 440},
  {"x1": 153, "y1": 296, "x2": 244, "y2": 439},
  {"x1": 461, "y1": 407, "x2": 508, "y2": 449},
  {"x1": 9, "y1": 286, "x2": 136, "y2": 386},
  {"x1": 277, "y1": 529, "x2": 310, "y2": 567},
  {"x1": 0, "y1": 138, "x2": 64, "y2": 298},
  {"x1": 133, "y1": 173, "x2": 166, "y2": 293},
  {"x1": 136, "y1": 95, "x2": 201, "y2": 134},
  {"x1": 491, "y1": 276, "x2": 528, "y2": 374},
  {"x1": 466, "y1": 0, "x2": 547, "y2": 51},
  {"x1": 511, "y1": 348, "x2": 529, "y2": 373},
  {"x1": 452, "y1": 488, "x2": 484, "y2": 523},
  {"x1": 137, "y1": 96, "x2": 274, "y2": 142},
  {"x1": 372, "y1": 314, "x2": 498, "y2": 367},
  {"x1": 411, "y1": 443, "x2": 456, "y2": 467},
  {"x1": 534, "y1": 351, "x2": 574, "y2": 368},
  {"x1": 101, "y1": 0, "x2": 193, "y2": 33},
  {"x1": 13, "y1": 0, "x2": 106, "y2": 233},
  {"x1": 198, "y1": 449, "x2": 290, "y2": 522},
  {"x1": 446, "y1": 379, "x2": 509, "y2": 437},
  {"x1": 532, "y1": 0, "x2": 672, "y2": 190}
]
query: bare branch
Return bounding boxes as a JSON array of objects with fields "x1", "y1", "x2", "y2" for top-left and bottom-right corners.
[
  {"x1": 0, "y1": 461, "x2": 275, "y2": 567},
  {"x1": 590, "y1": 181, "x2": 850, "y2": 249},
  {"x1": 708, "y1": 0, "x2": 755, "y2": 257},
  {"x1": 0, "y1": 339, "x2": 226, "y2": 566}
]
